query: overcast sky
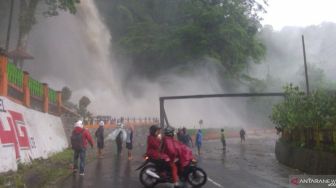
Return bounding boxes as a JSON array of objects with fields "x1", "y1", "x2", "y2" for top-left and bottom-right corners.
[{"x1": 261, "y1": 0, "x2": 336, "y2": 30}]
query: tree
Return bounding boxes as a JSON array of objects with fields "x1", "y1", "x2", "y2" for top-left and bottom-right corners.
[
  {"x1": 79, "y1": 96, "x2": 91, "y2": 109},
  {"x1": 15, "y1": 0, "x2": 80, "y2": 66},
  {"x1": 299, "y1": 64, "x2": 336, "y2": 91},
  {"x1": 103, "y1": 0, "x2": 267, "y2": 78},
  {"x1": 61, "y1": 86, "x2": 72, "y2": 102}
]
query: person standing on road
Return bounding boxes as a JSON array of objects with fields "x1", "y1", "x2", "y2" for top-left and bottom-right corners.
[
  {"x1": 240, "y1": 128, "x2": 246, "y2": 144},
  {"x1": 181, "y1": 127, "x2": 193, "y2": 148},
  {"x1": 71, "y1": 120, "x2": 94, "y2": 176},
  {"x1": 221, "y1": 129, "x2": 226, "y2": 149},
  {"x1": 177, "y1": 128, "x2": 183, "y2": 142},
  {"x1": 126, "y1": 123, "x2": 134, "y2": 160},
  {"x1": 115, "y1": 117, "x2": 126, "y2": 155},
  {"x1": 195, "y1": 129, "x2": 203, "y2": 156},
  {"x1": 95, "y1": 121, "x2": 105, "y2": 158}
]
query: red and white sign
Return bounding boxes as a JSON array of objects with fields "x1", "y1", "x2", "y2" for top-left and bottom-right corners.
[{"x1": 0, "y1": 97, "x2": 68, "y2": 172}]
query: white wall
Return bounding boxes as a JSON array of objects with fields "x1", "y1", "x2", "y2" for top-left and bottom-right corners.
[{"x1": 0, "y1": 97, "x2": 68, "y2": 173}]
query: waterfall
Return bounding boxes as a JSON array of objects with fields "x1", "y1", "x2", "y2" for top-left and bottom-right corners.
[{"x1": 25, "y1": 0, "x2": 265, "y2": 128}]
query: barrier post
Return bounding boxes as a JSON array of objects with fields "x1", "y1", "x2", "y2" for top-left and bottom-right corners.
[
  {"x1": 43, "y1": 83, "x2": 49, "y2": 113},
  {"x1": 0, "y1": 55, "x2": 8, "y2": 96},
  {"x1": 23, "y1": 71, "x2": 30, "y2": 107},
  {"x1": 56, "y1": 91, "x2": 62, "y2": 115}
]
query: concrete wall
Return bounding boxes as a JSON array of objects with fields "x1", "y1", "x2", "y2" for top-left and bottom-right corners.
[
  {"x1": 0, "y1": 97, "x2": 68, "y2": 173},
  {"x1": 275, "y1": 139, "x2": 336, "y2": 174}
]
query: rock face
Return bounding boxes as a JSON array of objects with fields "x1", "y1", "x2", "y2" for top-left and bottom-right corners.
[{"x1": 275, "y1": 140, "x2": 336, "y2": 174}]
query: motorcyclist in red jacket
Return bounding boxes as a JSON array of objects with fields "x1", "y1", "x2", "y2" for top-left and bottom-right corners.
[
  {"x1": 161, "y1": 127, "x2": 194, "y2": 187},
  {"x1": 161, "y1": 127, "x2": 179, "y2": 187},
  {"x1": 146, "y1": 125, "x2": 169, "y2": 161}
]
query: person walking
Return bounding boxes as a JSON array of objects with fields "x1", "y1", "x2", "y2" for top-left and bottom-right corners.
[
  {"x1": 195, "y1": 129, "x2": 203, "y2": 156},
  {"x1": 221, "y1": 129, "x2": 226, "y2": 149},
  {"x1": 240, "y1": 128, "x2": 246, "y2": 144},
  {"x1": 125, "y1": 123, "x2": 134, "y2": 160},
  {"x1": 95, "y1": 121, "x2": 105, "y2": 158},
  {"x1": 71, "y1": 120, "x2": 94, "y2": 176}
]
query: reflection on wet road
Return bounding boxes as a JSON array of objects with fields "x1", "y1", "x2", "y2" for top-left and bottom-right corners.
[{"x1": 61, "y1": 134, "x2": 301, "y2": 188}]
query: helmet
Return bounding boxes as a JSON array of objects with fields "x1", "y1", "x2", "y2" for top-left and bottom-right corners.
[
  {"x1": 99, "y1": 121, "x2": 105, "y2": 126},
  {"x1": 149, "y1": 125, "x2": 160, "y2": 136},
  {"x1": 74, "y1": 120, "x2": 83, "y2": 128},
  {"x1": 164, "y1": 127, "x2": 175, "y2": 137}
]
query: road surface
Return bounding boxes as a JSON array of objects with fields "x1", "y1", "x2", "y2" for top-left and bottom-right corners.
[{"x1": 60, "y1": 133, "x2": 300, "y2": 188}]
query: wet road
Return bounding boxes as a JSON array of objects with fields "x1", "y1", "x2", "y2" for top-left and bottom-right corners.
[{"x1": 60, "y1": 133, "x2": 300, "y2": 188}]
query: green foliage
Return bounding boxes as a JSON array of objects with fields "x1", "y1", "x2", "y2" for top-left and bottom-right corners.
[
  {"x1": 43, "y1": 0, "x2": 80, "y2": 16},
  {"x1": 271, "y1": 84, "x2": 336, "y2": 130},
  {"x1": 17, "y1": 0, "x2": 80, "y2": 47},
  {"x1": 299, "y1": 63, "x2": 336, "y2": 91},
  {"x1": 107, "y1": 0, "x2": 267, "y2": 76}
]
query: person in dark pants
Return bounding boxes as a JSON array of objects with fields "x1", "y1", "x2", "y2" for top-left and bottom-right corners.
[
  {"x1": 240, "y1": 128, "x2": 246, "y2": 144},
  {"x1": 126, "y1": 124, "x2": 134, "y2": 160},
  {"x1": 221, "y1": 129, "x2": 226, "y2": 149},
  {"x1": 181, "y1": 127, "x2": 193, "y2": 148},
  {"x1": 72, "y1": 120, "x2": 94, "y2": 176},
  {"x1": 116, "y1": 131, "x2": 123, "y2": 155},
  {"x1": 95, "y1": 121, "x2": 105, "y2": 158}
]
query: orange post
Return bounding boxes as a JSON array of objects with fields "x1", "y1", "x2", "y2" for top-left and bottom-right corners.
[
  {"x1": 23, "y1": 71, "x2": 30, "y2": 107},
  {"x1": 56, "y1": 91, "x2": 62, "y2": 115},
  {"x1": 0, "y1": 55, "x2": 8, "y2": 96},
  {"x1": 43, "y1": 83, "x2": 49, "y2": 113}
]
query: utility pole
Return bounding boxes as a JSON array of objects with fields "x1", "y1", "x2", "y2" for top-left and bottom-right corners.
[
  {"x1": 5, "y1": 0, "x2": 15, "y2": 51},
  {"x1": 302, "y1": 35, "x2": 310, "y2": 95}
]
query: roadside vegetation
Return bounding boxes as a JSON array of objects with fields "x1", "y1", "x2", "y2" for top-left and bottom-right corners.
[
  {"x1": 271, "y1": 84, "x2": 336, "y2": 152},
  {"x1": 0, "y1": 149, "x2": 73, "y2": 188}
]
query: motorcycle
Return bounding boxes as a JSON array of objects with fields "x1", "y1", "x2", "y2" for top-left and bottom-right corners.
[{"x1": 136, "y1": 155, "x2": 207, "y2": 188}]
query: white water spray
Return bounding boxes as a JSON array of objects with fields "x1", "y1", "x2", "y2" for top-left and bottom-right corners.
[{"x1": 25, "y1": 0, "x2": 271, "y2": 128}]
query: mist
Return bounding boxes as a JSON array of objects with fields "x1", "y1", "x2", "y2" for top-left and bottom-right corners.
[
  {"x1": 7, "y1": 0, "x2": 336, "y2": 129},
  {"x1": 251, "y1": 23, "x2": 336, "y2": 87}
]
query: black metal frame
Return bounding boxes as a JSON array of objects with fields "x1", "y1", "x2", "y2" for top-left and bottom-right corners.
[{"x1": 159, "y1": 92, "x2": 285, "y2": 128}]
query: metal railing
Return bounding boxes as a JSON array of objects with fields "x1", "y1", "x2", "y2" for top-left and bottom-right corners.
[{"x1": 7, "y1": 60, "x2": 23, "y2": 88}]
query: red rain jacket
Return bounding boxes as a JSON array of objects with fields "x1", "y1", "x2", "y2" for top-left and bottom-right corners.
[
  {"x1": 73, "y1": 127, "x2": 94, "y2": 148},
  {"x1": 162, "y1": 136, "x2": 194, "y2": 168},
  {"x1": 146, "y1": 135, "x2": 161, "y2": 159},
  {"x1": 146, "y1": 135, "x2": 169, "y2": 161}
]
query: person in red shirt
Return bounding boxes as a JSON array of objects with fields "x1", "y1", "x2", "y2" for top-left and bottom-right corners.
[
  {"x1": 161, "y1": 127, "x2": 181, "y2": 187},
  {"x1": 162, "y1": 127, "x2": 195, "y2": 188},
  {"x1": 72, "y1": 120, "x2": 94, "y2": 176},
  {"x1": 146, "y1": 125, "x2": 168, "y2": 160}
]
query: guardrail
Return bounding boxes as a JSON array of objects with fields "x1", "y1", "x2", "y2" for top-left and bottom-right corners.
[{"x1": 0, "y1": 54, "x2": 78, "y2": 117}]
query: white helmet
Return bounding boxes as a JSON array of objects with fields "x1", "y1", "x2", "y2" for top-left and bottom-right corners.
[
  {"x1": 74, "y1": 120, "x2": 83, "y2": 128},
  {"x1": 99, "y1": 121, "x2": 105, "y2": 126}
]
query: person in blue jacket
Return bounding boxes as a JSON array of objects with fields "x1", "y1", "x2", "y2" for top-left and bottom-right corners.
[{"x1": 195, "y1": 129, "x2": 203, "y2": 156}]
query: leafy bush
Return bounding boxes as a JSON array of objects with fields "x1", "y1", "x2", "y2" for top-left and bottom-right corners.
[{"x1": 271, "y1": 84, "x2": 336, "y2": 130}]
